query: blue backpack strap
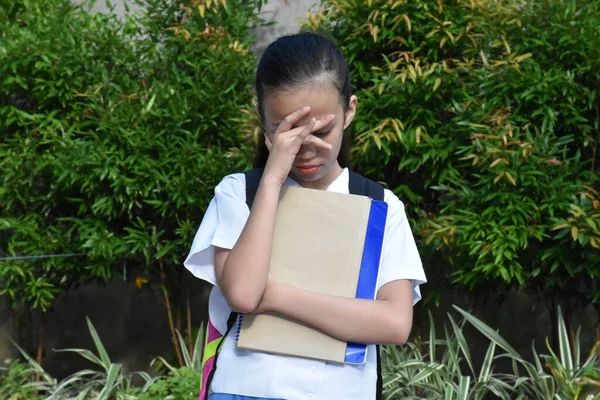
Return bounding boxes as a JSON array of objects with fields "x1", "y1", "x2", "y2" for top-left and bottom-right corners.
[{"x1": 239, "y1": 168, "x2": 385, "y2": 400}]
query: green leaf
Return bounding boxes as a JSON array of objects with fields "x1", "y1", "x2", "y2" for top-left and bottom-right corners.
[
  {"x1": 429, "y1": 311, "x2": 436, "y2": 362},
  {"x1": 87, "y1": 317, "x2": 112, "y2": 370},
  {"x1": 444, "y1": 384, "x2": 455, "y2": 400},
  {"x1": 479, "y1": 341, "x2": 496, "y2": 382},
  {"x1": 457, "y1": 375, "x2": 470, "y2": 400},
  {"x1": 145, "y1": 93, "x2": 157, "y2": 113},
  {"x1": 557, "y1": 306, "x2": 574, "y2": 374},
  {"x1": 448, "y1": 314, "x2": 474, "y2": 375},
  {"x1": 53, "y1": 347, "x2": 103, "y2": 367},
  {"x1": 453, "y1": 306, "x2": 523, "y2": 360},
  {"x1": 98, "y1": 363, "x2": 122, "y2": 400}
]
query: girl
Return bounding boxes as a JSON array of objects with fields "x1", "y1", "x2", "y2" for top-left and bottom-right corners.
[{"x1": 184, "y1": 32, "x2": 427, "y2": 400}]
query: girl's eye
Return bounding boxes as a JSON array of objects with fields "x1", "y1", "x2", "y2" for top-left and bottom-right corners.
[{"x1": 313, "y1": 129, "x2": 332, "y2": 137}]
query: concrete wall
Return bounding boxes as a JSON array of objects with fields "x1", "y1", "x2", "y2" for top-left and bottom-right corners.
[
  {"x1": 251, "y1": 0, "x2": 321, "y2": 54},
  {"x1": 79, "y1": 0, "x2": 321, "y2": 55}
]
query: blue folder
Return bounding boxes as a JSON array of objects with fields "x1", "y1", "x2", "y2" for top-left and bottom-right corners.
[{"x1": 344, "y1": 199, "x2": 388, "y2": 364}]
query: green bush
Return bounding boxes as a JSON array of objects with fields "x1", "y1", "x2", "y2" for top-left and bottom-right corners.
[
  {"x1": 382, "y1": 306, "x2": 600, "y2": 399},
  {"x1": 137, "y1": 367, "x2": 200, "y2": 400},
  {"x1": 307, "y1": 0, "x2": 600, "y2": 316},
  {"x1": 0, "y1": 0, "x2": 262, "y2": 362},
  {"x1": 2, "y1": 316, "x2": 202, "y2": 399},
  {"x1": 0, "y1": 360, "x2": 42, "y2": 400}
]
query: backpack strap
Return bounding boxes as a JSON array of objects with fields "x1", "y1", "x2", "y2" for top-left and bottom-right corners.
[
  {"x1": 246, "y1": 168, "x2": 385, "y2": 205},
  {"x1": 348, "y1": 170, "x2": 384, "y2": 202},
  {"x1": 347, "y1": 171, "x2": 385, "y2": 400},
  {"x1": 244, "y1": 168, "x2": 263, "y2": 210},
  {"x1": 376, "y1": 345, "x2": 384, "y2": 400},
  {"x1": 200, "y1": 312, "x2": 238, "y2": 400}
]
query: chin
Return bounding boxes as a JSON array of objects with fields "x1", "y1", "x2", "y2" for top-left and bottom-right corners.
[
  {"x1": 291, "y1": 166, "x2": 337, "y2": 189},
  {"x1": 292, "y1": 171, "x2": 324, "y2": 182}
]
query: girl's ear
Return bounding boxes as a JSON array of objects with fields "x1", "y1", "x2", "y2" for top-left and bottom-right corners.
[{"x1": 343, "y1": 95, "x2": 358, "y2": 129}]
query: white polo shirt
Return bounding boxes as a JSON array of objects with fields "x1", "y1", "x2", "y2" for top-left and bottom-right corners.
[{"x1": 184, "y1": 168, "x2": 427, "y2": 400}]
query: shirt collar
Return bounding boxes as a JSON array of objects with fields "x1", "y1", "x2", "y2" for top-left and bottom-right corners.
[{"x1": 285, "y1": 168, "x2": 349, "y2": 194}]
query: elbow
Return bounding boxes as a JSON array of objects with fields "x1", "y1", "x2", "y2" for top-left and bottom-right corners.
[
  {"x1": 388, "y1": 320, "x2": 412, "y2": 346},
  {"x1": 229, "y1": 297, "x2": 259, "y2": 314},
  {"x1": 390, "y1": 331, "x2": 410, "y2": 346},
  {"x1": 223, "y1": 288, "x2": 261, "y2": 314},
  {"x1": 218, "y1": 273, "x2": 263, "y2": 314}
]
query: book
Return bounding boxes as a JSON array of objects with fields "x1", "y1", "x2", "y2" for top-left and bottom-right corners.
[{"x1": 235, "y1": 185, "x2": 388, "y2": 364}]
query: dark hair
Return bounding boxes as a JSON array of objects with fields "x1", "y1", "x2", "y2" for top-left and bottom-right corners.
[{"x1": 253, "y1": 32, "x2": 353, "y2": 169}]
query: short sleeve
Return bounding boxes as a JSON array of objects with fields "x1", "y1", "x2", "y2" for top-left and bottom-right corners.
[
  {"x1": 377, "y1": 189, "x2": 427, "y2": 305},
  {"x1": 183, "y1": 173, "x2": 249, "y2": 286}
]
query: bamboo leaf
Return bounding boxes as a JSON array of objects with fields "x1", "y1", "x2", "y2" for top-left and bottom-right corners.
[
  {"x1": 373, "y1": 134, "x2": 382, "y2": 149},
  {"x1": 490, "y1": 158, "x2": 503, "y2": 168},
  {"x1": 505, "y1": 171, "x2": 516, "y2": 185},
  {"x1": 514, "y1": 53, "x2": 532, "y2": 62},
  {"x1": 145, "y1": 93, "x2": 157, "y2": 113},
  {"x1": 571, "y1": 226, "x2": 579, "y2": 240},
  {"x1": 480, "y1": 51, "x2": 490, "y2": 67},
  {"x1": 494, "y1": 172, "x2": 505, "y2": 183},
  {"x1": 403, "y1": 14, "x2": 411, "y2": 31}
]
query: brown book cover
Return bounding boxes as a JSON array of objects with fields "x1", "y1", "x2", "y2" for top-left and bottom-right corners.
[{"x1": 235, "y1": 185, "x2": 374, "y2": 363}]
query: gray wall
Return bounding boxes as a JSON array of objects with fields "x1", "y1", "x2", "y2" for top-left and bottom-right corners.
[
  {"x1": 78, "y1": 0, "x2": 321, "y2": 54},
  {"x1": 252, "y1": 0, "x2": 321, "y2": 54}
]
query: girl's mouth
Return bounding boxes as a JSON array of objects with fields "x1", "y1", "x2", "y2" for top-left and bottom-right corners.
[{"x1": 296, "y1": 165, "x2": 320, "y2": 175}]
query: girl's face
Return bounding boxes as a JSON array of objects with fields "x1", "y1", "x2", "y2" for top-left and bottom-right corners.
[{"x1": 262, "y1": 85, "x2": 357, "y2": 190}]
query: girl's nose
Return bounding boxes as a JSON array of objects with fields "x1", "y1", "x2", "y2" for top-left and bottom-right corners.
[{"x1": 297, "y1": 143, "x2": 317, "y2": 160}]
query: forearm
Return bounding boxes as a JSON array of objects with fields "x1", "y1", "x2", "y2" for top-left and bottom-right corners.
[
  {"x1": 219, "y1": 180, "x2": 280, "y2": 312},
  {"x1": 265, "y1": 282, "x2": 413, "y2": 345}
]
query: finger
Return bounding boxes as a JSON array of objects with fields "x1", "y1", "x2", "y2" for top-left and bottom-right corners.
[
  {"x1": 309, "y1": 113, "x2": 336, "y2": 133},
  {"x1": 304, "y1": 134, "x2": 333, "y2": 150},
  {"x1": 289, "y1": 114, "x2": 335, "y2": 136},
  {"x1": 297, "y1": 118, "x2": 317, "y2": 141},
  {"x1": 275, "y1": 106, "x2": 311, "y2": 134}
]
